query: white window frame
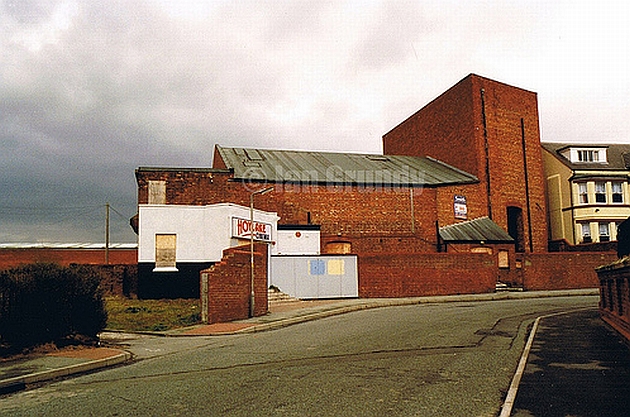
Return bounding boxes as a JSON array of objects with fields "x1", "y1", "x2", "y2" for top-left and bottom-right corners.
[
  {"x1": 612, "y1": 181, "x2": 624, "y2": 203},
  {"x1": 599, "y1": 223, "x2": 610, "y2": 242},
  {"x1": 577, "y1": 150, "x2": 598, "y2": 162},
  {"x1": 578, "y1": 182, "x2": 588, "y2": 204},
  {"x1": 581, "y1": 223, "x2": 592, "y2": 243},
  {"x1": 595, "y1": 182, "x2": 607, "y2": 203}
]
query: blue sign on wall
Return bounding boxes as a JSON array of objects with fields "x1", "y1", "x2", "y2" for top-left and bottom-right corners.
[{"x1": 309, "y1": 259, "x2": 326, "y2": 275}]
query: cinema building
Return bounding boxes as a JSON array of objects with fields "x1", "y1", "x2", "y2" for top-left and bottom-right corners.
[{"x1": 134, "y1": 74, "x2": 615, "y2": 300}]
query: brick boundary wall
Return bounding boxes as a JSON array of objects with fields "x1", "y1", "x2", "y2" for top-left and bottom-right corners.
[
  {"x1": 596, "y1": 259, "x2": 630, "y2": 343},
  {"x1": 94, "y1": 264, "x2": 138, "y2": 298},
  {"x1": 358, "y1": 253, "x2": 497, "y2": 298},
  {"x1": 0, "y1": 248, "x2": 137, "y2": 270},
  {"x1": 522, "y1": 252, "x2": 617, "y2": 291},
  {"x1": 200, "y1": 243, "x2": 268, "y2": 324}
]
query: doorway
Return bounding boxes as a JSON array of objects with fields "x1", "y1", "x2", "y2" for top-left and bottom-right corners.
[{"x1": 507, "y1": 206, "x2": 525, "y2": 252}]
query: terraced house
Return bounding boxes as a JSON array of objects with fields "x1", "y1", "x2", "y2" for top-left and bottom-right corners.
[{"x1": 542, "y1": 143, "x2": 630, "y2": 245}]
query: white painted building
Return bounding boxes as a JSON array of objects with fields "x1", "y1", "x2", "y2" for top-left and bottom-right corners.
[
  {"x1": 271, "y1": 225, "x2": 321, "y2": 255},
  {"x1": 139, "y1": 202, "x2": 279, "y2": 266},
  {"x1": 137, "y1": 203, "x2": 279, "y2": 298},
  {"x1": 137, "y1": 202, "x2": 357, "y2": 300}
]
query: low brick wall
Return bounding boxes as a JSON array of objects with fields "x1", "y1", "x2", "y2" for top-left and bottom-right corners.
[
  {"x1": 95, "y1": 264, "x2": 138, "y2": 298},
  {"x1": 522, "y1": 252, "x2": 616, "y2": 291},
  {"x1": 596, "y1": 258, "x2": 630, "y2": 343},
  {"x1": 200, "y1": 244, "x2": 268, "y2": 324},
  {"x1": 0, "y1": 248, "x2": 137, "y2": 270},
  {"x1": 358, "y1": 253, "x2": 497, "y2": 298}
]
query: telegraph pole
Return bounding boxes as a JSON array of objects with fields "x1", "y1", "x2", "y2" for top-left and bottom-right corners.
[{"x1": 105, "y1": 203, "x2": 110, "y2": 265}]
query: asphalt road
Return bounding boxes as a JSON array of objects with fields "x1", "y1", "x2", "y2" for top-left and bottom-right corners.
[
  {"x1": 512, "y1": 308, "x2": 630, "y2": 417},
  {"x1": 0, "y1": 296, "x2": 598, "y2": 417}
]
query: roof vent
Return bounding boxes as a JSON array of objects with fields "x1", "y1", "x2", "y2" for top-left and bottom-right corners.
[
  {"x1": 244, "y1": 149, "x2": 264, "y2": 161},
  {"x1": 366, "y1": 155, "x2": 391, "y2": 162}
]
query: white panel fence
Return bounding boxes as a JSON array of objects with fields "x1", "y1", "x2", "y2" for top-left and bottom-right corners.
[{"x1": 269, "y1": 255, "x2": 358, "y2": 299}]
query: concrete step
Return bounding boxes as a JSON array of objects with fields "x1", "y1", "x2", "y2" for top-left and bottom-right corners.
[
  {"x1": 268, "y1": 288, "x2": 301, "y2": 304},
  {"x1": 495, "y1": 282, "x2": 524, "y2": 292}
]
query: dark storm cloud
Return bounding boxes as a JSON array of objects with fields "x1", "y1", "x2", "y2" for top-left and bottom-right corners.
[{"x1": 0, "y1": 0, "x2": 629, "y2": 243}]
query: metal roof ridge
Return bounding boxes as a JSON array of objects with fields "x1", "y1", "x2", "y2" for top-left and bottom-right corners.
[
  {"x1": 220, "y1": 145, "x2": 397, "y2": 158},
  {"x1": 440, "y1": 216, "x2": 490, "y2": 230}
]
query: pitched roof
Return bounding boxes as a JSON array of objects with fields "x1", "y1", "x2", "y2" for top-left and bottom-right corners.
[
  {"x1": 215, "y1": 145, "x2": 478, "y2": 187},
  {"x1": 439, "y1": 217, "x2": 514, "y2": 243},
  {"x1": 541, "y1": 142, "x2": 630, "y2": 171}
]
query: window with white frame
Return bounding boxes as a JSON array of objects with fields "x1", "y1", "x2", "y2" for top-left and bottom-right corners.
[
  {"x1": 612, "y1": 181, "x2": 624, "y2": 203},
  {"x1": 595, "y1": 182, "x2": 607, "y2": 203},
  {"x1": 581, "y1": 223, "x2": 591, "y2": 243},
  {"x1": 577, "y1": 150, "x2": 599, "y2": 162},
  {"x1": 578, "y1": 182, "x2": 588, "y2": 204},
  {"x1": 599, "y1": 223, "x2": 610, "y2": 242},
  {"x1": 155, "y1": 234, "x2": 177, "y2": 271}
]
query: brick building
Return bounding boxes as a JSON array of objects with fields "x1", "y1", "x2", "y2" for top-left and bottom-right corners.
[
  {"x1": 135, "y1": 74, "x2": 613, "y2": 300},
  {"x1": 0, "y1": 243, "x2": 137, "y2": 270},
  {"x1": 135, "y1": 148, "x2": 485, "y2": 297},
  {"x1": 384, "y1": 74, "x2": 548, "y2": 254}
]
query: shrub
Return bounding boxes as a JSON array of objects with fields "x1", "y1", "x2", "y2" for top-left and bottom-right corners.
[{"x1": 0, "y1": 263, "x2": 107, "y2": 350}]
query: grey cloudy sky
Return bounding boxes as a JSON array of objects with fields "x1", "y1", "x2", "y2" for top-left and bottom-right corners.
[{"x1": 1, "y1": 0, "x2": 629, "y2": 244}]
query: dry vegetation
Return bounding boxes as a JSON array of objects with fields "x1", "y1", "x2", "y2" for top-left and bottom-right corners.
[{"x1": 105, "y1": 298, "x2": 201, "y2": 332}]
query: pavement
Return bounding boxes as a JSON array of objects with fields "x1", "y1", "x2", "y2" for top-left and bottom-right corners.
[{"x1": 1, "y1": 288, "x2": 629, "y2": 416}]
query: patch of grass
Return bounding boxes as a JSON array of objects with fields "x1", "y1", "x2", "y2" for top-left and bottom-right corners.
[{"x1": 105, "y1": 297, "x2": 201, "y2": 332}]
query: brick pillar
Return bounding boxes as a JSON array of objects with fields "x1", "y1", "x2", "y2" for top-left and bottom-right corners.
[{"x1": 200, "y1": 243, "x2": 268, "y2": 324}]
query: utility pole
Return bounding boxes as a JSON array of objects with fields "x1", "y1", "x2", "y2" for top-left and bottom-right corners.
[
  {"x1": 105, "y1": 203, "x2": 110, "y2": 265},
  {"x1": 249, "y1": 187, "x2": 274, "y2": 318}
]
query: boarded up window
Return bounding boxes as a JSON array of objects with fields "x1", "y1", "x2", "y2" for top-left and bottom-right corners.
[
  {"x1": 325, "y1": 242, "x2": 351, "y2": 254},
  {"x1": 155, "y1": 234, "x2": 177, "y2": 269},
  {"x1": 148, "y1": 180, "x2": 166, "y2": 204},
  {"x1": 309, "y1": 260, "x2": 326, "y2": 275},
  {"x1": 498, "y1": 250, "x2": 509, "y2": 268},
  {"x1": 327, "y1": 259, "x2": 345, "y2": 275},
  {"x1": 471, "y1": 247, "x2": 493, "y2": 254}
]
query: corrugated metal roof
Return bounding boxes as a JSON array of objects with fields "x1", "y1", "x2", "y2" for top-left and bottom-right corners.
[
  {"x1": 439, "y1": 217, "x2": 514, "y2": 243},
  {"x1": 216, "y1": 146, "x2": 478, "y2": 187}
]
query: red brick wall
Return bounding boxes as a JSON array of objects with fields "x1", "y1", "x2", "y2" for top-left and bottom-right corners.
[
  {"x1": 137, "y1": 169, "x2": 445, "y2": 255},
  {"x1": 358, "y1": 252, "x2": 497, "y2": 297},
  {"x1": 201, "y1": 243, "x2": 268, "y2": 324},
  {"x1": 89, "y1": 264, "x2": 138, "y2": 298},
  {"x1": 383, "y1": 74, "x2": 548, "y2": 253},
  {"x1": 597, "y1": 260, "x2": 630, "y2": 343},
  {"x1": 0, "y1": 248, "x2": 137, "y2": 270},
  {"x1": 384, "y1": 76, "x2": 480, "y2": 176},
  {"x1": 522, "y1": 252, "x2": 617, "y2": 290},
  {"x1": 436, "y1": 183, "x2": 487, "y2": 227}
]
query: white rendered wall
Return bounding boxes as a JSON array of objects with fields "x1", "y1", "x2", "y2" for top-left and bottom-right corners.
[
  {"x1": 272, "y1": 229, "x2": 321, "y2": 255},
  {"x1": 138, "y1": 203, "x2": 279, "y2": 263}
]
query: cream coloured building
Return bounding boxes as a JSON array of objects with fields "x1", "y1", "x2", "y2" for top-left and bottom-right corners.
[{"x1": 542, "y1": 143, "x2": 630, "y2": 245}]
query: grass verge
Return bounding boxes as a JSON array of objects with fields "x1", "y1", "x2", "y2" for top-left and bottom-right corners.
[{"x1": 105, "y1": 297, "x2": 201, "y2": 332}]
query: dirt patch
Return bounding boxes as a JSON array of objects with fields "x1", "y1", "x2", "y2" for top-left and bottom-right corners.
[
  {"x1": 48, "y1": 347, "x2": 124, "y2": 360},
  {"x1": 182, "y1": 323, "x2": 255, "y2": 335}
]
